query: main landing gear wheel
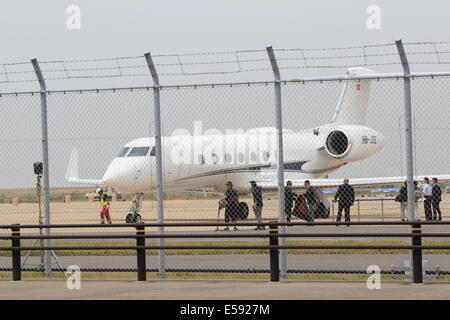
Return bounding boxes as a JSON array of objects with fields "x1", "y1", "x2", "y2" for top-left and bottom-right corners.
[
  {"x1": 126, "y1": 213, "x2": 142, "y2": 223},
  {"x1": 125, "y1": 193, "x2": 144, "y2": 224}
]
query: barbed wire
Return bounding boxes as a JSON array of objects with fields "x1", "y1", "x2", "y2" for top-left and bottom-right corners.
[{"x1": 1, "y1": 42, "x2": 450, "y2": 84}]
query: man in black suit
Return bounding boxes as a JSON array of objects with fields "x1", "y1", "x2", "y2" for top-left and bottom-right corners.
[
  {"x1": 431, "y1": 178, "x2": 442, "y2": 221},
  {"x1": 334, "y1": 178, "x2": 355, "y2": 226},
  {"x1": 284, "y1": 181, "x2": 296, "y2": 223},
  {"x1": 250, "y1": 181, "x2": 264, "y2": 230},
  {"x1": 303, "y1": 180, "x2": 317, "y2": 222},
  {"x1": 221, "y1": 181, "x2": 240, "y2": 231}
]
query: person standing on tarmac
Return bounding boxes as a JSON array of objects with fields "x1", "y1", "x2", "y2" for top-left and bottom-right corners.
[
  {"x1": 250, "y1": 181, "x2": 264, "y2": 230},
  {"x1": 423, "y1": 177, "x2": 433, "y2": 221},
  {"x1": 334, "y1": 178, "x2": 355, "y2": 226},
  {"x1": 96, "y1": 188, "x2": 112, "y2": 224},
  {"x1": 100, "y1": 193, "x2": 112, "y2": 224},
  {"x1": 284, "y1": 181, "x2": 297, "y2": 223},
  {"x1": 303, "y1": 180, "x2": 317, "y2": 222},
  {"x1": 396, "y1": 181, "x2": 420, "y2": 221},
  {"x1": 431, "y1": 177, "x2": 442, "y2": 221},
  {"x1": 396, "y1": 181, "x2": 408, "y2": 221},
  {"x1": 221, "y1": 181, "x2": 240, "y2": 231}
]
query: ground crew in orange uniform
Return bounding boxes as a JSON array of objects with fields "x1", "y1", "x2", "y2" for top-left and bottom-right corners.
[{"x1": 100, "y1": 193, "x2": 112, "y2": 224}]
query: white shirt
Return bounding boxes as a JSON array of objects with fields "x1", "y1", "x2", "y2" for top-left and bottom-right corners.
[{"x1": 423, "y1": 183, "x2": 432, "y2": 196}]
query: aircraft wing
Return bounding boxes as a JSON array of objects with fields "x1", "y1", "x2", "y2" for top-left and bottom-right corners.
[
  {"x1": 256, "y1": 174, "x2": 450, "y2": 190},
  {"x1": 65, "y1": 148, "x2": 103, "y2": 186}
]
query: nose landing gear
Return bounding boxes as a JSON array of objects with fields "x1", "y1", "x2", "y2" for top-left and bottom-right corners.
[{"x1": 125, "y1": 193, "x2": 144, "y2": 223}]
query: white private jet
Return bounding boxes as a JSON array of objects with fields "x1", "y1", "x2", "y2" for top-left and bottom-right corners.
[{"x1": 66, "y1": 67, "x2": 450, "y2": 222}]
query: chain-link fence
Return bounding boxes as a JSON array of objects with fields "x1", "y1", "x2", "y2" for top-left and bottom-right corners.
[{"x1": 0, "y1": 41, "x2": 449, "y2": 281}]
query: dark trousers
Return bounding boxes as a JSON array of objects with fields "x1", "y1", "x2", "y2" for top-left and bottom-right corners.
[
  {"x1": 424, "y1": 197, "x2": 432, "y2": 221},
  {"x1": 336, "y1": 204, "x2": 351, "y2": 222},
  {"x1": 225, "y1": 203, "x2": 239, "y2": 223},
  {"x1": 432, "y1": 201, "x2": 442, "y2": 221},
  {"x1": 285, "y1": 206, "x2": 293, "y2": 222}
]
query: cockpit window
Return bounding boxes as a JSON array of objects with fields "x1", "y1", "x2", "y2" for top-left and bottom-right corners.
[
  {"x1": 150, "y1": 146, "x2": 156, "y2": 156},
  {"x1": 116, "y1": 147, "x2": 130, "y2": 157},
  {"x1": 128, "y1": 147, "x2": 150, "y2": 157}
]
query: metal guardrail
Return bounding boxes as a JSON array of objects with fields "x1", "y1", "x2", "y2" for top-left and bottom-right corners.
[
  {"x1": 331, "y1": 198, "x2": 449, "y2": 222},
  {"x1": 1, "y1": 221, "x2": 450, "y2": 282},
  {"x1": 332, "y1": 198, "x2": 400, "y2": 222}
]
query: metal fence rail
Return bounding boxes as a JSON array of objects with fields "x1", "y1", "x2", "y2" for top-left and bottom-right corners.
[
  {"x1": 1, "y1": 221, "x2": 450, "y2": 282},
  {"x1": 330, "y1": 198, "x2": 450, "y2": 221}
]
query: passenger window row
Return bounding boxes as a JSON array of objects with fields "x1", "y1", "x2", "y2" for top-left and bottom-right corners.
[{"x1": 198, "y1": 151, "x2": 270, "y2": 164}]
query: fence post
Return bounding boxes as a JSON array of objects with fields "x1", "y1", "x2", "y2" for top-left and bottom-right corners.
[
  {"x1": 331, "y1": 200, "x2": 335, "y2": 219},
  {"x1": 11, "y1": 224, "x2": 21, "y2": 281},
  {"x1": 136, "y1": 225, "x2": 146, "y2": 281},
  {"x1": 395, "y1": 39, "x2": 422, "y2": 283},
  {"x1": 144, "y1": 52, "x2": 166, "y2": 279},
  {"x1": 266, "y1": 46, "x2": 287, "y2": 280},
  {"x1": 269, "y1": 222, "x2": 280, "y2": 282},
  {"x1": 31, "y1": 59, "x2": 52, "y2": 279},
  {"x1": 411, "y1": 223, "x2": 423, "y2": 283},
  {"x1": 357, "y1": 200, "x2": 360, "y2": 222}
]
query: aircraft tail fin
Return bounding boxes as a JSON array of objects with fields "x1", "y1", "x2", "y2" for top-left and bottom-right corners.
[
  {"x1": 66, "y1": 148, "x2": 102, "y2": 185},
  {"x1": 331, "y1": 67, "x2": 377, "y2": 125}
]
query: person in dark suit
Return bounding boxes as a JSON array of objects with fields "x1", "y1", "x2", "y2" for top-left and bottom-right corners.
[
  {"x1": 334, "y1": 178, "x2": 355, "y2": 226},
  {"x1": 431, "y1": 178, "x2": 442, "y2": 221},
  {"x1": 284, "y1": 181, "x2": 296, "y2": 223},
  {"x1": 396, "y1": 180, "x2": 421, "y2": 221},
  {"x1": 397, "y1": 181, "x2": 408, "y2": 221},
  {"x1": 250, "y1": 181, "x2": 264, "y2": 230},
  {"x1": 303, "y1": 180, "x2": 317, "y2": 222},
  {"x1": 221, "y1": 181, "x2": 240, "y2": 231}
]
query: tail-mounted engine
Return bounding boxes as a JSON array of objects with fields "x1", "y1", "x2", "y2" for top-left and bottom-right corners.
[{"x1": 324, "y1": 125, "x2": 384, "y2": 162}]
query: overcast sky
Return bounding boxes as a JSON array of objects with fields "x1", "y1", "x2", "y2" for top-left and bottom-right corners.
[
  {"x1": 1, "y1": 1, "x2": 449, "y2": 61},
  {"x1": 0, "y1": 1, "x2": 449, "y2": 189}
]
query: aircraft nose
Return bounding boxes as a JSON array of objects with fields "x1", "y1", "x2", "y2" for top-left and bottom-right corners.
[{"x1": 102, "y1": 161, "x2": 137, "y2": 188}]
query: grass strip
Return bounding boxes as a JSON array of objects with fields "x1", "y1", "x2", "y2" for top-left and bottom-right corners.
[{"x1": 0, "y1": 240, "x2": 449, "y2": 256}]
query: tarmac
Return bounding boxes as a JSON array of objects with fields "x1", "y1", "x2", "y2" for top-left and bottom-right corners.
[
  {"x1": 0, "y1": 280, "x2": 449, "y2": 300},
  {"x1": 1, "y1": 195, "x2": 448, "y2": 234}
]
